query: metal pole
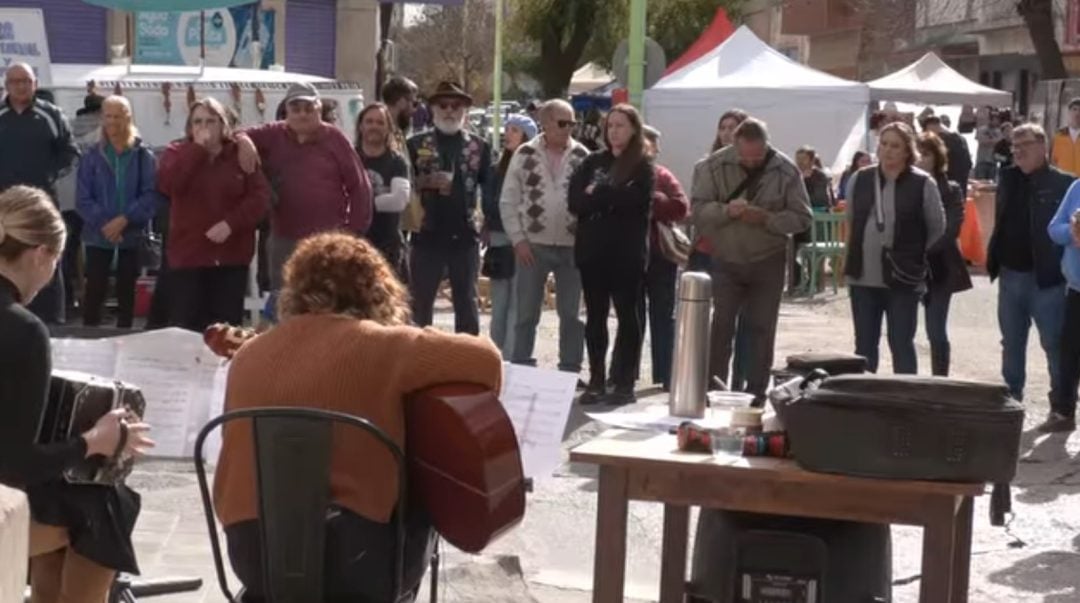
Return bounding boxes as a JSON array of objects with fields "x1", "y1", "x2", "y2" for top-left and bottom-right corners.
[
  {"x1": 492, "y1": 0, "x2": 504, "y2": 150},
  {"x1": 628, "y1": 0, "x2": 647, "y2": 109}
]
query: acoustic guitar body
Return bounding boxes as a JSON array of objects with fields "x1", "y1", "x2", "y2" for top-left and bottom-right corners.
[{"x1": 405, "y1": 383, "x2": 526, "y2": 553}]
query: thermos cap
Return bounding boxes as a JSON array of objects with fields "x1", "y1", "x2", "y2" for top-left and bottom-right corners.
[{"x1": 677, "y1": 271, "x2": 713, "y2": 302}]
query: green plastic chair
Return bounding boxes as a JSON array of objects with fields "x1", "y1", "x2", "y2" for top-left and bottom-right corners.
[{"x1": 797, "y1": 211, "x2": 847, "y2": 296}]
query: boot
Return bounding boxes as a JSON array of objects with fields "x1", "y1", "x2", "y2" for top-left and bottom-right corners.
[
  {"x1": 930, "y1": 343, "x2": 950, "y2": 377},
  {"x1": 578, "y1": 373, "x2": 607, "y2": 406}
]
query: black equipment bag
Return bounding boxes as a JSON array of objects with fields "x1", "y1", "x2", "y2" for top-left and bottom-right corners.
[
  {"x1": 774, "y1": 352, "x2": 869, "y2": 382},
  {"x1": 688, "y1": 509, "x2": 892, "y2": 603},
  {"x1": 776, "y1": 373, "x2": 1023, "y2": 484},
  {"x1": 40, "y1": 370, "x2": 147, "y2": 486}
]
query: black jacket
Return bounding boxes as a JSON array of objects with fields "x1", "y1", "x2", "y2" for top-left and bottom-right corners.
[
  {"x1": 941, "y1": 130, "x2": 972, "y2": 191},
  {"x1": 988, "y1": 163, "x2": 1074, "y2": 289},
  {"x1": 928, "y1": 177, "x2": 973, "y2": 295},
  {"x1": 568, "y1": 150, "x2": 655, "y2": 268},
  {"x1": 0, "y1": 97, "x2": 78, "y2": 200},
  {"x1": 0, "y1": 276, "x2": 141, "y2": 573}
]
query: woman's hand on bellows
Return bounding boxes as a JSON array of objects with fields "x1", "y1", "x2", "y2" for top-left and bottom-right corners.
[{"x1": 82, "y1": 409, "x2": 155, "y2": 458}]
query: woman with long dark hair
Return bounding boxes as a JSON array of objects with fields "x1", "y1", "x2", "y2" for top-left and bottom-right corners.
[
  {"x1": 844, "y1": 123, "x2": 946, "y2": 374},
  {"x1": 837, "y1": 151, "x2": 872, "y2": 202},
  {"x1": 483, "y1": 114, "x2": 536, "y2": 356},
  {"x1": 915, "y1": 132, "x2": 972, "y2": 376},
  {"x1": 0, "y1": 185, "x2": 153, "y2": 602},
  {"x1": 569, "y1": 104, "x2": 654, "y2": 405}
]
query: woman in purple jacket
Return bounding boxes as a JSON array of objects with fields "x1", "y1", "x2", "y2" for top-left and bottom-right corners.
[{"x1": 76, "y1": 95, "x2": 162, "y2": 328}]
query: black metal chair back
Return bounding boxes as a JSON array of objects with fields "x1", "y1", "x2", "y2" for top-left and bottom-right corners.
[{"x1": 194, "y1": 407, "x2": 408, "y2": 603}]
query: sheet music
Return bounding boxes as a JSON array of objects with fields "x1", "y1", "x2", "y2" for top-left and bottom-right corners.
[
  {"x1": 500, "y1": 363, "x2": 577, "y2": 480},
  {"x1": 50, "y1": 338, "x2": 119, "y2": 378},
  {"x1": 112, "y1": 331, "x2": 222, "y2": 458},
  {"x1": 51, "y1": 329, "x2": 227, "y2": 459}
]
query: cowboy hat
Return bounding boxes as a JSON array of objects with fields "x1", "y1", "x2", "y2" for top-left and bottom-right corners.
[{"x1": 428, "y1": 81, "x2": 473, "y2": 106}]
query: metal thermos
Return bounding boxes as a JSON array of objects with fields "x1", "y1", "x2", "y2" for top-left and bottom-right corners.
[{"x1": 669, "y1": 271, "x2": 713, "y2": 418}]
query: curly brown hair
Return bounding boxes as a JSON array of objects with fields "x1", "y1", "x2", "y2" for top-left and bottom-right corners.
[{"x1": 277, "y1": 232, "x2": 410, "y2": 325}]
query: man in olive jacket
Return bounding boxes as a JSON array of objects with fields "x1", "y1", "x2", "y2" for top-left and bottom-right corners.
[{"x1": 691, "y1": 118, "x2": 813, "y2": 402}]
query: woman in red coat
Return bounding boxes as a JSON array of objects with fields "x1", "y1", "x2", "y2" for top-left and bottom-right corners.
[
  {"x1": 157, "y1": 97, "x2": 270, "y2": 331},
  {"x1": 642, "y1": 126, "x2": 690, "y2": 390}
]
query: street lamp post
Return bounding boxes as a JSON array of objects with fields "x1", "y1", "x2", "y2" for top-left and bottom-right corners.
[{"x1": 628, "y1": 0, "x2": 647, "y2": 110}]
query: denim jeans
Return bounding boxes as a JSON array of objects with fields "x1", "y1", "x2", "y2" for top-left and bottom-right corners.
[
  {"x1": 1057, "y1": 288, "x2": 1080, "y2": 418},
  {"x1": 923, "y1": 287, "x2": 953, "y2": 376},
  {"x1": 998, "y1": 268, "x2": 1065, "y2": 404},
  {"x1": 850, "y1": 285, "x2": 920, "y2": 374},
  {"x1": 488, "y1": 268, "x2": 516, "y2": 358},
  {"x1": 643, "y1": 254, "x2": 678, "y2": 387},
  {"x1": 511, "y1": 243, "x2": 584, "y2": 373}
]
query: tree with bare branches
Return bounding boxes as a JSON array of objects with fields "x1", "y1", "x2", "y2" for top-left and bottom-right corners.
[{"x1": 396, "y1": 0, "x2": 497, "y2": 102}]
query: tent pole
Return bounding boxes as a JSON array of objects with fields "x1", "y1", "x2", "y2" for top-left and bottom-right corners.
[
  {"x1": 628, "y1": 0, "x2": 647, "y2": 109},
  {"x1": 492, "y1": 0, "x2": 504, "y2": 150}
]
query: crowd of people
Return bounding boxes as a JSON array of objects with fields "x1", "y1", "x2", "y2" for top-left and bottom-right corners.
[{"x1": 3, "y1": 52, "x2": 1080, "y2": 599}]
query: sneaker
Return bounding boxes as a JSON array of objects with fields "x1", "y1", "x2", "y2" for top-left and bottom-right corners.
[{"x1": 1036, "y1": 412, "x2": 1076, "y2": 433}]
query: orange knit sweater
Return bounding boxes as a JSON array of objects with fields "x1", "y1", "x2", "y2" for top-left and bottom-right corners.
[{"x1": 212, "y1": 313, "x2": 503, "y2": 527}]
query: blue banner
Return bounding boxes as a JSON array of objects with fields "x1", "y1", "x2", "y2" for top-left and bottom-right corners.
[{"x1": 134, "y1": 5, "x2": 275, "y2": 69}]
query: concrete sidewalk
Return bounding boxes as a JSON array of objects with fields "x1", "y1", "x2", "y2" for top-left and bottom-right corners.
[{"x1": 126, "y1": 276, "x2": 1080, "y2": 602}]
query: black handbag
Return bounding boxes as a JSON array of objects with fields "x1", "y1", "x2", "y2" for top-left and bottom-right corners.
[
  {"x1": 137, "y1": 230, "x2": 163, "y2": 272},
  {"x1": 481, "y1": 245, "x2": 515, "y2": 280}
]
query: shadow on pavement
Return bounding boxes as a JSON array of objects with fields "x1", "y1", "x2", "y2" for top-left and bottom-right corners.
[{"x1": 986, "y1": 550, "x2": 1080, "y2": 598}]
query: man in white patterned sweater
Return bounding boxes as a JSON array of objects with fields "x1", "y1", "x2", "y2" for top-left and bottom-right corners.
[{"x1": 499, "y1": 99, "x2": 590, "y2": 375}]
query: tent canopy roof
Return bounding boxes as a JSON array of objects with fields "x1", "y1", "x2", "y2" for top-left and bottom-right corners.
[
  {"x1": 652, "y1": 26, "x2": 866, "y2": 93},
  {"x1": 867, "y1": 53, "x2": 1011, "y2": 105},
  {"x1": 569, "y1": 62, "x2": 615, "y2": 95},
  {"x1": 48, "y1": 63, "x2": 340, "y2": 89}
]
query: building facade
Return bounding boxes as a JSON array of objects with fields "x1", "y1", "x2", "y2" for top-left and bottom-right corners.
[{"x1": 6, "y1": 0, "x2": 379, "y2": 97}]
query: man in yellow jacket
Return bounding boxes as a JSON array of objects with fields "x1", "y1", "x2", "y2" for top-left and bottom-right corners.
[{"x1": 1051, "y1": 98, "x2": 1080, "y2": 176}]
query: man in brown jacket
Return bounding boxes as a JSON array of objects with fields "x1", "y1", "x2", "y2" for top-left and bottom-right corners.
[{"x1": 691, "y1": 118, "x2": 812, "y2": 402}]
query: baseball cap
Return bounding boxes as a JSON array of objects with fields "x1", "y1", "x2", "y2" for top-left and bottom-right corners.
[{"x1": 284, "y1": 82, "x2": 319, "y2": 104}]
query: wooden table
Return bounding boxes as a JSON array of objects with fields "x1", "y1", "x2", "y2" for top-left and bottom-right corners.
[{"x1": 570, "y1": 430, "x2": 985, "y2": 603}]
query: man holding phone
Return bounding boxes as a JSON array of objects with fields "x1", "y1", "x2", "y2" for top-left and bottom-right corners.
[{"x1": 691, "y1": 118, "x2": 812, "y2": 403}]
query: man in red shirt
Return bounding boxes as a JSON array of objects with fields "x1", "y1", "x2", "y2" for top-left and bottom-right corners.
[{"x1": 237, "y1": 82, "x2": 372, "y2": 290}]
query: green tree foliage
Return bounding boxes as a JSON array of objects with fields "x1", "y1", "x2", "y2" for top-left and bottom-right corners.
[{"x1": 509, "y1": 0, "x2": 746, "y2": 97}]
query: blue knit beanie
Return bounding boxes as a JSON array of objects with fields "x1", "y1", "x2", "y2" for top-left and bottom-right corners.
[{"x1": 505, "y1": 114, "x2": 539, "y2": 140}]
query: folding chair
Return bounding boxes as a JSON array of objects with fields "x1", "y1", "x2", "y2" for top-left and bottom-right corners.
[{"x1": 194, "y1": 407, "x2": 435, "y2": 603}]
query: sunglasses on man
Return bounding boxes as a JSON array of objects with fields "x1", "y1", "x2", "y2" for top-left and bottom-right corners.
[
  {"x1": 556, "y1": 119, "x2": 577, "y2": 129},
  {"x1": 436, "y1": 102, "x2": 465, "y2": 112}
]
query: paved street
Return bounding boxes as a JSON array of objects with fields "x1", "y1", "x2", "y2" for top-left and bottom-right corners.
[{"x1": 126, "y1": 275, "x2": 1080, "y2": 602}]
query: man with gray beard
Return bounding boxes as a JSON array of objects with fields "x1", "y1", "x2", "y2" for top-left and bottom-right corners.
[{"x1": 406, "y1": 81, "x2": 493, "y2": 334}]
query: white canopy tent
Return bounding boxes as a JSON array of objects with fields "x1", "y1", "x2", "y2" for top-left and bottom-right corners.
[
  {"x1": 644, "y1": 26, "x2": 870, "y2": 187},
  {"x1": 867, "y1": 53, "x2": 1012, "y2": 106},
  {"x1": 569, "y1": 62, "x2": 615, "y2": 95}
]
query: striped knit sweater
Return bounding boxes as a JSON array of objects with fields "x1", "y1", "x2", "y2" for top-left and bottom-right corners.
[{"x1": 213, "y1": 313, "x2": 503, "y2": 527}]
